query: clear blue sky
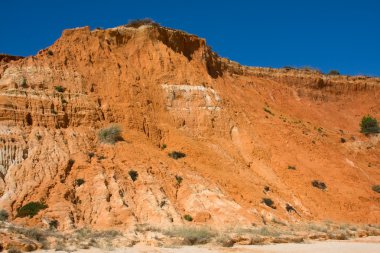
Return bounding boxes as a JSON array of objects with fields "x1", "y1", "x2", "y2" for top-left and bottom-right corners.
[{"x1": 1, "y1": 0, "x2": 379, "y2": 76}]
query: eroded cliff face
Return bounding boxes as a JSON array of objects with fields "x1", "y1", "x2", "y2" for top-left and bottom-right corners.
[{"x1": 0, "y1": 24, "x2": 379, "y2": 230}]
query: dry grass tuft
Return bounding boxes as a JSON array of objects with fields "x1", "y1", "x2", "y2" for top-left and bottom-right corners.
[{"x1": 163, "y1": 227, "x2": 216, "y2": 245}]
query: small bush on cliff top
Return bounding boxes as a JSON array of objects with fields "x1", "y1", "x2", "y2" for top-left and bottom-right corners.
[
  {"x1": 124, "y1": 18, "x2": 159, "y2": 28},
  {"x1": 16, "y1": 202, "x2": 48, "y2": 218},
  {"x1": 282, "y1": 66, "x2": 296, "y2": 70},
  {"x1": 327, "y1": 70, "x2": 340, "y2": 75},
  {"x1": 301, "y1": 66, "x2": 323, "y2": 74},
  {"x1": 360, "y1": 115, "x2": 380, "y2": 134},
  {"x1": 98, "y1": 125, "x2": 122, "y2": 144}
]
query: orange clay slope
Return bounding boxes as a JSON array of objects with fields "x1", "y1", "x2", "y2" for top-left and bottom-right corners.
[{"x1": 0, "y1": 24, "x2": 379, "y2": 230}]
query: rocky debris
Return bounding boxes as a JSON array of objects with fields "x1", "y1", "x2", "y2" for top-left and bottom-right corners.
[{"x1": 0, "y1": 232, "x2": 40, "y2": 251}]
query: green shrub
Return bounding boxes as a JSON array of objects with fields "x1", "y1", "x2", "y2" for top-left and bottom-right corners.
[
  {"x1": 183, "y1": 214, "x2": 193, "y2": 222},
  {"x1": 287, "y1": 165, "x2": 296, "y2": 170},
  {"x1": 312, "y1": 180, "x2": 327, "y2": 190},
  {"x1": 124, "y1": 18, "x2": 159, "y2": 28},
  {"x1": 168, "y1": 151, "x2": 186, "y2": 160},
  {"x1": 360, "y1": 115, "x2": 380, "y2": 134},
  {"x1": 97, "y1": 154, "x2": 106, "y2": 160},
  {"x1": 128, "y1": 170, "x2": 138, "y2": 182},
  {"x1": 49, "y1": 219, "x2": 59, "y2": 229},
  {"x1": 301, "y1": 66, "x2": 323, "y2": 74},
  {"x1": 95, "y1": 229, "x2": 121, "y2": 238},
  {"x1": 75, "y1": 178, "x2": 85, "y2": 186},
  {"x1": 286, "y1": 203, "x2": 296, "y2": 213},
  {"x1": 0, "y1": 209, "x2": 9, "y2": 221},
  {"x1": 163, "y1": 227, "x2": 215, "y2": 245},
  {"x1": 161, "y1": 144, "x2": 167, "y2": 150},
  {"x1": 372, "y1": 185, "x2": 380, "y2": 193},
  {"x1": 262, "y1": 198, "x2": 276, "y2": 209},
  {"x1": 75, "y1": 228, "x2": 121, "y2": 239},
  {"x1": 21, "y1": 78, "x2": 28, "y2": 88},
  {"x1": 75, "y1": 228, "x2": 92, "y2": 239},
  {"x1": 15, "y1": 227, "x2": 46, "y2": 242},
  {"x1": 16, "y1": 202, "x2": 48, "y2": 218},
  {"x1": 263, "y1": 107, "x2": 274, "y2": 116},
  {"x1": 175, "y1": 175, "x2": 183, "y2": 186},
  {"x1": 8, "y1": 248, "x2": 22, "y2": 253},
  {"x1": 35, "y1": 133, "x2": 42, "y2": 140},
  {"x1": 8, "y1": 226, "x2": 51, "y2": 249},
  {"x1": 215, "y1": 234, "x2": 235, "y2": 247},
  {"x1": 54, "y1": 85, "x2": 65, "y2": 92},
  {"x1": 98, "y1": 125, "x2": 122, "y2": 144},
  {"x1": 340, "y1": 138, "x2": 346, "y2": 143},
  {"x1": 328, "y1": 70, "x2": 340, "y2": 75},
  {"x1": 256, "y1": 227, "x2": 281, "y2": 237}
]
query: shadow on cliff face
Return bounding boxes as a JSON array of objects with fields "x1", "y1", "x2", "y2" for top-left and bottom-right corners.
[{"x1": 156, "y1": 26, "x2": 223, "y2": 78}]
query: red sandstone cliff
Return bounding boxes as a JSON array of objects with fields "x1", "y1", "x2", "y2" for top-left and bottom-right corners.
[{"x1": 0, "y1": 24, "x2": 379, "y2": 231}]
